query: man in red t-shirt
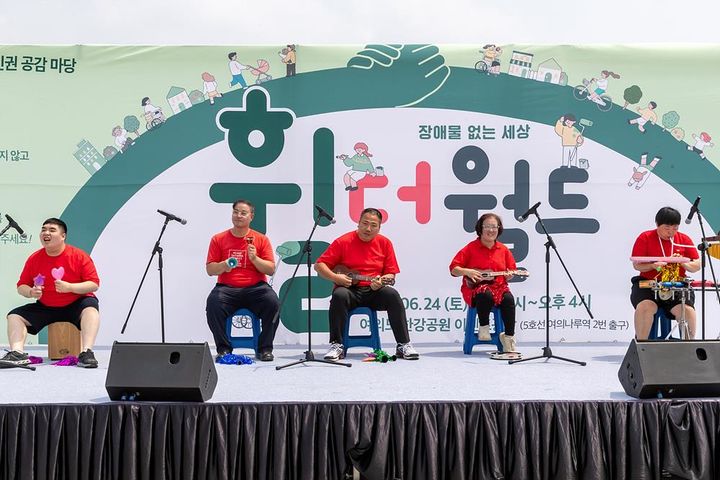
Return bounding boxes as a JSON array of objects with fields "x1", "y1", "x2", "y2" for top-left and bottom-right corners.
[
  {"x1": 631, "y1": 207, "x2": 700, "y2": 339},
  {"x1": 314, "y1": 208, "x2": 419, "y2": 360},
  {"x1": 3, "y1": 218, "x2": 101, "y2": 368},
  {"x1": 205, "y1": 200, "x2": 280, "y2": 361}
]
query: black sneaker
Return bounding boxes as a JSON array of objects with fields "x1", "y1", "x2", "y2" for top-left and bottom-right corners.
[
  {"x1": 258, "y1": 350, "x2": 274, "y2": 362},
  {"x1": 0, "y1": 350, "x2": 30, "y2": 366},
  {"x1": 216, "y1": 350, "x2": 232, "y2": 361},
  {"x1": 77, "y1": 349, "x2": 98, "y2": 368}
]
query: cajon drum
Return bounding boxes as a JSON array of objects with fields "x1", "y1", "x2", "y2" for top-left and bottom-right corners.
[{"x1": 47, "y1": 322, "x2": 81, "y2": 360}]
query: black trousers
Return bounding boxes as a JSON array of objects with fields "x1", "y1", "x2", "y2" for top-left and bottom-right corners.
[
  {"x1": 328, "y1": 286, "x2": 411, "y2": 345},
  {"x1": 206, "y1": 282, "x2": 280, "y2": 353},
  {"x1": 473, "y1": 291, "x2": 516, "y2": 336}
]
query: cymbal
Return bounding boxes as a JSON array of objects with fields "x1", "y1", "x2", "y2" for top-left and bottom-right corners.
[
  {"x1": 702, "y1": 235, "x2": 720, "y2": 242},
  {"x1": 630, "y1": 256, "x2": 690, "y2": 263}
]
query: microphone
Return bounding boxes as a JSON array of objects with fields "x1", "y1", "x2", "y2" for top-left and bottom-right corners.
[
  {"x1": 517, "y1": 202, "x2": 541, "y2": 223},
  {"x1": 315, "y1": 205, "x2": 336, "y2": 224},
  {"x1": 5, "y1": 214, "x2": 26, "y2": 238},
  {"x1": 684, "y1": 196, "x2": 701, "y2": 224},
  {"x1": 157, "y1": 209, "x2": 187, "y2": 225}
]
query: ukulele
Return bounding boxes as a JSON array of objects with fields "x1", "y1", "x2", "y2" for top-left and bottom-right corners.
[
  {"x1": 334, "y1": 265, "x2": 396, "y2": 286},
  {"x1": 464, "y1": 269, "x2": 529, "y2": 288}
]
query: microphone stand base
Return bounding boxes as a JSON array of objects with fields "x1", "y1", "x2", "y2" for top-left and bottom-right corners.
[
  {"x1": 276, "y1": 350, "x2": 352, "y2": 370},
  {"x1": 508, "y1": 346, "x2": 586, "y2": 366}
]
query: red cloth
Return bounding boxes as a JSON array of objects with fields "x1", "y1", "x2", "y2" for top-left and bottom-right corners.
[
  {"x1": 206, "y1": 229, "x2": 274, "y2": 287},
  {"x1": 316, "y1": 231, "x2": 400, "y2": 286},
  {"x1": 17, "y1": 244, "x2": 99, "y2": 307},
  {"x1": 632, "y1": 229, "x2": 699, "y2": 280},
  {"x1": 449, "y1": 239, "x2": 516, "y2": 305}
]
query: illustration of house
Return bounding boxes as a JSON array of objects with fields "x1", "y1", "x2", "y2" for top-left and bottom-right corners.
[
  {"x1": 166, "y1": 86, "x2": 192, "y2": 114},
  {"x1": 508, "y1": 51, "x2": 534, "y2": 78},
  {"x1": 535, "y1": 58, "x2": 564, "y2": 84},
  {"x1": 73, "y1": 139, "x2": 106, "y2": 175}
]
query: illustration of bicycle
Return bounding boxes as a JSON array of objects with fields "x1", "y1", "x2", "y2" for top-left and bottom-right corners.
[
  {"x1": 573, "y1": 78, "x2": 613, "y2": 112},
  {"x1": 475, "y1": 58, "x2": 491, "y2": 74},
  {"x1": 475, "y1": 45, "x2": 502, "y2": 75}
]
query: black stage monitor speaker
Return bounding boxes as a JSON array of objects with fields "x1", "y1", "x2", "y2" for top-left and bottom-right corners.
[
  {"x1": 618, "y1": 339, "x2": 720, "y2": 399},
  {"x1": 105, "y1": 342, "x2": 218, "y2": 402}
]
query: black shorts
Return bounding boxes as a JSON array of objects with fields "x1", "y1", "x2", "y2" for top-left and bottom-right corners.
[
  {"x1": 630, "y1": 276, "x2": 694, "y2": 319},
  {"x1": 7, "y1": 296, "x2": 99, "y2": 335}
]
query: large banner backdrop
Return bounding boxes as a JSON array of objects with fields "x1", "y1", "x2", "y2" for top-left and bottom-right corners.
[{"x1": 1, "y1": 44, "x2": 719, "y2": 346}]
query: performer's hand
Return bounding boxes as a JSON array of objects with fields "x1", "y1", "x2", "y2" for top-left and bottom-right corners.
[
  {"x1": 334, "y1": 273, "x2": 353, "y2": 288},
  {"x1": 29, "y1": 285, "x2": 43, "y2": 299},
  {"x1": 247, "y1": 244, "x2": 257, "y2": 261},
  {"x1": 465, "y1": 268, "x2": 483, "y2": 283},
  {"x1": 370, "y1": 276, "x2": 384, "y2": 290},
  {"x1": 54, "y1": 280, "x2": 73, "y2": 294}
]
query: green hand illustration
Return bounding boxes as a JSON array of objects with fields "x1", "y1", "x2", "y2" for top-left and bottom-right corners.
[{"x1": 346, "y1": 44, "x2": 451, "y2": 107}]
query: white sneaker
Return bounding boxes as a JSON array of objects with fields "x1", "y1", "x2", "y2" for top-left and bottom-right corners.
[
  {"x1": 396, "y1": 343, "x2": 420, "y2": 360},
  {"x1": 477, "y1": 325, "x2": 491, "y2": 341},
  {"x1": 323, "y1": 343, "x2": 345, "y2": 361},
  {"x1": 499, "y1": 333, "x2": 517, "y2": 353}
]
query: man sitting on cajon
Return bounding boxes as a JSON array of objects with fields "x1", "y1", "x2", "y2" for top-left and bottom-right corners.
[{"x1": 2, "y1": 218, "x2": 100, "y2": 368}]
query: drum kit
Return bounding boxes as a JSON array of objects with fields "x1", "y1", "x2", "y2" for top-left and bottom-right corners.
[{"x1": 631, "y1": 240, "x2": 720, "y2": 340}]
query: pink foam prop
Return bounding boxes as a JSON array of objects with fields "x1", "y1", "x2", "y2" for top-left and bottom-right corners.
[
  {"x1": 33, "y1": 274, "x2": 45, "y2": 287},
  {"x1": 28, "y1": 356, "x2": 43, "y2": 364},
  {"x1": 51, "y1": 267, "x2": 65, "y2": 280},
  {"x1": 53, "y1": 355, "x2": 78, "y2": 366},
  {"x1": 630, "y1": 256, "x2": 690, "y2": 264}
]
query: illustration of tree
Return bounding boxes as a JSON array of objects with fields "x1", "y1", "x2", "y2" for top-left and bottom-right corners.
[
  {"x1": 671, "y1": 128, "x2": 685, "y2": 141},
  {"x1": 661, "y1": 111, "x2": 680, "y2": 132},
  {"x1": 189, "y1": 89, "x2": 205, "y2": 105},
  {"x1": 123, "y1": 115, "x2": 141, "y2": 136},
  {"x1": 103, "y1": 146, "x2": 118, "y2": 160},
  {"x1": 623, "y1": 85, "x2": 643, "y2": 110}
]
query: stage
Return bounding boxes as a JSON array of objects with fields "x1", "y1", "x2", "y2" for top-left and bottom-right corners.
[
  {"x1": 1, "y1": 341, "x2": 718, "y2": 479},
  {"x1": 3, "y1": 342, "x2": 632, "y2": 403}
]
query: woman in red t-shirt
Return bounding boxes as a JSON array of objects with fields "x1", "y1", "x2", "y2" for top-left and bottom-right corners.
[{"x1": 450, "y1": 213, "x2": 521, "y2": 355}]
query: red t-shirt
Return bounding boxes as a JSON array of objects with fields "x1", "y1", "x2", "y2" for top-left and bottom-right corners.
[
  {"x1": 449, "y1": 239, "x2": 516, "y2": 305},
  {"x1": 316, "y1": 231, "x2": 400, "y2": 286},
  {"x1": 17, "y1": 244, "x2": 100, "y2": 307},
  {"x1": 632, "y1": 229, "x2": 699, "y2": 280},
  {"x1": 206, "y1": 229, "x2": 274, "y2": 287}
]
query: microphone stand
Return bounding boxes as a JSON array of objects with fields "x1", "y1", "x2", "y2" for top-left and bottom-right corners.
[
  {"x1": 690, "y1": 205, "x2": 720, "y2": 340},
  {"x1": 277, "y1": 213, "x2": 351, "y2": 370},
  {"x1": 510, "y1": 206, "x2": 589, "y2": 366},
  {"x1": 0, "y1": 220, "x2": 24, "y2": 238},
  {"x1": 121, "y1": 216, "x2": 172, "y2": 342}
]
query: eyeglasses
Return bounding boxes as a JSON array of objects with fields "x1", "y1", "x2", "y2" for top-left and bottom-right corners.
[{"x1": 482, "y1": 225, "x2": 499, "y2": 230}]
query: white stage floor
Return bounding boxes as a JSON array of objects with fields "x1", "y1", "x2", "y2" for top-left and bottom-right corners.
[{"x1": 0, "y1": 342, "x2": 640, "y2": 404}]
